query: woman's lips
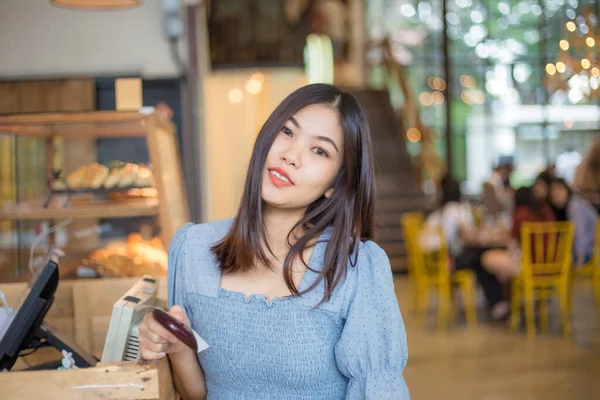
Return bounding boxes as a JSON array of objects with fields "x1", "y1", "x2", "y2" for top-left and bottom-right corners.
[{"x1": 268, "y1": 168, "x2": 294, "y2": 187}]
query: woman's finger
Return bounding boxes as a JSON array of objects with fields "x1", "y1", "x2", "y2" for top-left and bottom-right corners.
[
  {"x1": 140, "y1": 349, "x2": 166, "y2": 360},
  {"x1": 140, "y1": 339, "x2": 171, "y2": 354},
  {"x1": 143, "y1": 313, "x2": 178, "y2": 344},
  {"x1": 140, "y1": 328, "x2": 170, "y2": 346}
]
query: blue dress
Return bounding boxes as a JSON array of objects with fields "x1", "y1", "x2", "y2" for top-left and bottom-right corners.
[{"x1": 168, "y1": 219, "x2": 410, "y2": 399}]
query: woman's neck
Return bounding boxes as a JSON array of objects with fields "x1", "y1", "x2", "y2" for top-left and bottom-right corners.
[{"x1": 262, "y1": 205, "x2": 307, "y2": 263}]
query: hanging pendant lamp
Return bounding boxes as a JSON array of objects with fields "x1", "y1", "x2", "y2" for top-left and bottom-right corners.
[{"x1": 51, "y1": 0, "x2": 140, "y2": 10}]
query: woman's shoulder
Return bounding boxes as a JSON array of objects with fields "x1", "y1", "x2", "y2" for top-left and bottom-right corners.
[
  {"x1": 167, "y1": 219, "x2": 233, "y2": 299},
  {"x1": 170, "y1": 218, "x2": 234, "y2": 251},
  {"x1": 303, "y1": 238, "x2": 394, "y2": 313},
  {"x1": 329, "y1": 240, "x2": 396, "y2": 318},
  {"x1": 343, "y1": 240, "x2": 394, "y2": 290}
]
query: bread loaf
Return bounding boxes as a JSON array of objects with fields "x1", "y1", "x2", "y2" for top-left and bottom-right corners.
[
  {"x1": 134, "y1": 165, "x2": 155, "y2": 187},
  {"x1": 103, "y1": 166, "x2": 123, "y2": 189},
  {"x1": 118, "y1": 163, "x2": 138, "y2": 187},
  {"x1": 66, "y1": 164, "x2": 90, "y2": 189},
  {"x1": 88, "y1": 163, "x2": 109, "y2": 189}
]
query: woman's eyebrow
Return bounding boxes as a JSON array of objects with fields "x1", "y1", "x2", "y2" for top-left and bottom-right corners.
[{"x1": 288, "y1": 116, "x2": 340, "y2": 153}]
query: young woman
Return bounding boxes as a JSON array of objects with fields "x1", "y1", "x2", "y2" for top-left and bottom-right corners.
[
  {"x1": 482, "y1": 186, "x2": 555, "y2": 282},
  {"x1": 138, "y1": 84, "x2": 409, "y2": 399},
  {"x1": 548, "y1": 178, "x2": 598, "y2": 266}
]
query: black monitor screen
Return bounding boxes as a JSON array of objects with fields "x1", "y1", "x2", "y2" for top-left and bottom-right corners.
[{"x1": 0, "y1": 261, "x2": 59, "y2": 371}]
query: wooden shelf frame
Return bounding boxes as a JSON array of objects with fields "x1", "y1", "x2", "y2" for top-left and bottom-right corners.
[
  {"x1": 0, "y1": 198, "x2": 159, "y2": 220},
  {"x1": 0, "y1": 111, "x2": 150, "y2": 138}
]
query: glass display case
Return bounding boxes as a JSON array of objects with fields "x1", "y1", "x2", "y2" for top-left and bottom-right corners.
[{"x1": 0, "y1": 110, "x2": 189, "y2": 282}]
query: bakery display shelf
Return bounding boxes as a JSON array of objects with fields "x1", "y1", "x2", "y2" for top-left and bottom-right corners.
[
  {"x1": 0, "y1": 109, "x2": 189, "y2": 251},
  {"x1": 44, "y1": 178, "x2": 154, "y2": 208},
  {"x1": 0, "y1": 198, "x2": 159, "y2": 220}
]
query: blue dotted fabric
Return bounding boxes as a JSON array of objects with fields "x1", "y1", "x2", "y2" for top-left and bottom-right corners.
[{"x1": 168, "y1": 219, "x2": 410, "y2": 399}]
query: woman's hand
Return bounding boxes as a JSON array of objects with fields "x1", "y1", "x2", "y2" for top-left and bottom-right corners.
[{"x1": 138, "y1": 305, "x2": 190, "y2": 360}]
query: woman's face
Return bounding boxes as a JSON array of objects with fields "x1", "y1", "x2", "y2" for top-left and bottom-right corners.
[
  {"x1": 533, "y1": 180, "x2": 548, "y2": 201},
  {"x1": 550, "y1": 183, "x2": 569, "y2": 208},
  {"x1": 261, "y1": 104, "x2": 344, "y2": 211}
]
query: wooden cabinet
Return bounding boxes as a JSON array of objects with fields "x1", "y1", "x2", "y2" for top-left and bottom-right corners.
[{"x1": 0, "y1": 110, "x2": 189, "y2": 282}]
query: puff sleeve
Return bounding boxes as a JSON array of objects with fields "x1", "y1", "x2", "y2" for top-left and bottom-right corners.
[
  {"x1": 167, "y1": 222, "x2": 193, "y2": 309},
  {"x1": 335, "y1": 241, "x2": 410, "y2": 399}
]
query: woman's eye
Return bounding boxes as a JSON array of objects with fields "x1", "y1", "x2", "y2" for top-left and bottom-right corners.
[
  {"x1": 312, "y1": 148, "x2": 329, "y2": 158},
  {"x1": 281, "y1": 126, "x2": 293, "y2": 136}
]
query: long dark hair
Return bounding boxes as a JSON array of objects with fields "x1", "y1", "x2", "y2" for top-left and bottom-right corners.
[
  {"x1": 549, "y1": 178, "x2": 572, "y2": 221},
  {"x1": 514, "y1": 186, "x2": 545, "y2": 218},
  {"x1": 211, "y1": 84, "x2": 376, "y2": 303},
  {"x1": 439, "y1": 176, "x2": 461, "y2": 208}
]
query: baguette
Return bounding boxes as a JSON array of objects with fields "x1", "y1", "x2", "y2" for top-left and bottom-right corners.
[
  {"x1": 66, "y1": 164, "x2": 90, "y2": 189},
  {"x1": 117, "y1": 163, "x2": 139, "y2": 187},
  {"x1": 103, "y1": 166, "x2": 123, "y2": 189},
  {"x1": 134, "y1": 165, "x2": 155, "y2": 187},
  {"x1": 88, "y1": 163, "x2": 109, "y2": 189}
]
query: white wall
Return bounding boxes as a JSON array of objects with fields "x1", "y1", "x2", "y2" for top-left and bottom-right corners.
[
  {"x1": 0, "y1": 0, "x2": 182, "y2": 78},
  {"x1": 201, "y1": 69, "x2": 307, "y2": 221}
]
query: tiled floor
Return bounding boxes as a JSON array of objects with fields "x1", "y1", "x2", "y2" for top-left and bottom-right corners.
[{"x1": 395, "y1": 276, "x2": 600, "y2": 400}]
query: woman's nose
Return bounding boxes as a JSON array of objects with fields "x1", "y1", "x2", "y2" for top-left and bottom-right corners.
[{"x1": 281, "y1": 144, "x2": 301, "y2": 167}]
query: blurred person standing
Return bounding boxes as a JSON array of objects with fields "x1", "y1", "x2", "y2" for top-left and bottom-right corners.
[
  {"x1": 556, "y1": 146, "x2": 582, "y2": 185},
  {"x1": 574, "y1": 139, "x2": 600, "y2": 213},
  {"x1": 482, "y1": 163, "x2": 514, "y2": 214}
]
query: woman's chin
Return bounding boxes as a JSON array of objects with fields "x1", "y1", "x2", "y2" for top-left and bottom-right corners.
[
  {"x1": 262, "y1": 196, "x2": 308, "y2": 212},
  {"x1": 262, "y1": 197, "x2": 291, "y2": 209}
]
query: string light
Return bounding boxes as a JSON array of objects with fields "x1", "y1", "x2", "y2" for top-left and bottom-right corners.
[
  {"x1": 433, "y1": 78, "x2": 447, "y2": 91},
  {"x1": 432, "y1": 91, "x2": 445, "y2": 104},
  {"x1": 228, "y1": 88, "x2": 243, "y2": 103},
  {"x1": 586, "y1": 37, "x2": 595, "y2": 47},
  {"x1": 428, "y1": 77, "x2": 436, "y2": 89},
  {"x1": 559, "y1": 40, "x2": 570, "y2": 50},
  {"x1": 556, "y1": 62, "x2": 566, "y2": 73},
  {"x1": 406, "y1": 128, "x2": 422, "y2": 143},
  {"x1": 581, "y1": 58, "x2": 591, "y2": 69},
  {"x1": 245, "y1": 76, "x2": 263, "y2": 95},
  {"x1": 460, "y1": 75, "x2": 476, "y2": 88},
  {"x1": 546, "y1": 63, "x2": 557, "y2": 75},
  {"x1": 566, "y1": 21, "x2": 576, "y2": 32},
  {"x1": 419, "y1": 92, "x2": 433, "y2": 106}
]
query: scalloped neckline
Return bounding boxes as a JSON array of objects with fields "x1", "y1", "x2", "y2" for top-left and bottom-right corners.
[
  {"x1": 218, "y1": 288, "x2": 293, "y2": 307},
  {"x1": 218, "y1": 230, "x2": 327, "y2": 305}
]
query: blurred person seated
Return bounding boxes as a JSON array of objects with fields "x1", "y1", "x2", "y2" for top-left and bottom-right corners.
[
  {"x1": 548, "y1": 178, "x2": 598, "y2": 267},
  {"x1": 421, "y1": 177, "x2": 472, "y2": 258},
  {"x1": 534, "y1": 170, "x2": 553, "y2": 203},
  {"x1": 423, "y1": 176, "x2": 510, "y2": 320},
  {"x1": 482, "y1": 186, "x2": 555, "y2": 284},
  {"x1": 482, "y1": 163, "x2": 514, "y2": 214}
]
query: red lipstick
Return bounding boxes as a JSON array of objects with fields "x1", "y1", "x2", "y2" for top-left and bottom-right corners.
[{"x1": 268, "y1": 167, "x2": 294, "y2": 187}]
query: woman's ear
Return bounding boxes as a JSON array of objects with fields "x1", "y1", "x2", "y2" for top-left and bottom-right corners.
[{"x1": 324, "y1": 188, "x2": 334, "y2": 198}]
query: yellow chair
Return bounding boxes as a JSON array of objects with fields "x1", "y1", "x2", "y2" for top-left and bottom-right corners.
[
  {"x1": 401, "y1": 213, "x2": 478, "y2": 330},
  {"x1": 573, "y1": 220, "x2": 600, "y2": 315},
  {"x1": 401, "y1": 212, "x2": 424, "y2": 314},
  {"x1": 509, "y1": 221, "x2": 574, "y2": 338}
]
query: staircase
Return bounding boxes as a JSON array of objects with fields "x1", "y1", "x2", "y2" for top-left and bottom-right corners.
[{"x1": 348, "y1": 89, "x2": 429, "y2": 273}]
